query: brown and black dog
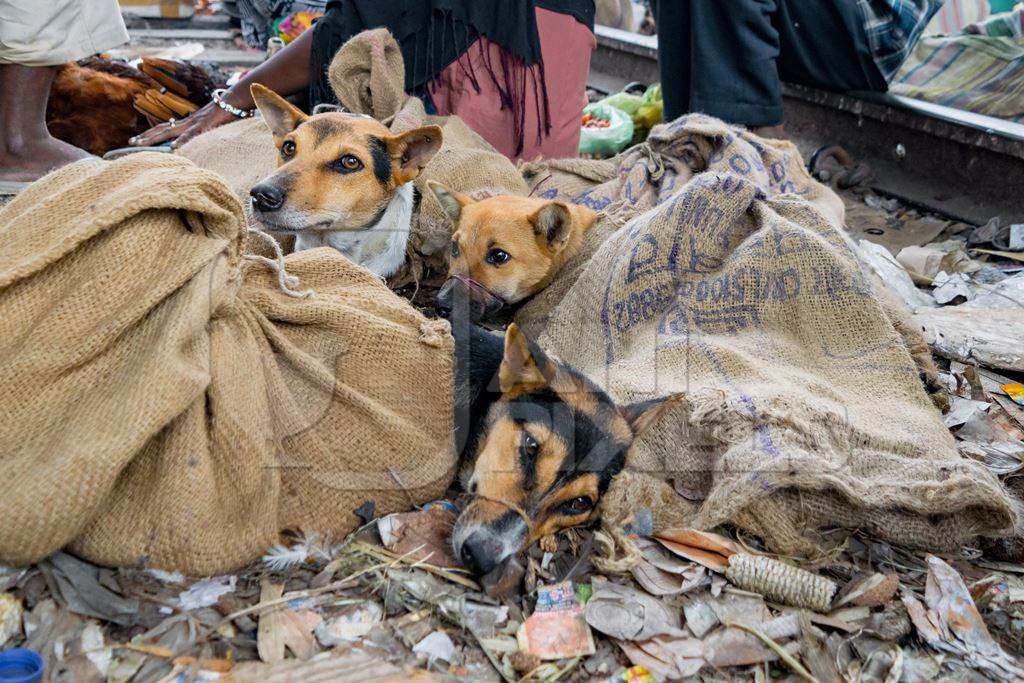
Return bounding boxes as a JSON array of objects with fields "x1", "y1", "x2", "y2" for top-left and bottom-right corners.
[
  {"x1": 428, "y1": 182, "x2": 597, "y2": 322},
  {"x1": 428, "y1": 178, "x2": 676, "y2": 582},
  {"x1": 248, "y1": 84, "x2": 442, "y2": 278},
  {"x1": 452, "y1": 323, "x2": 677, "y2": 580}
]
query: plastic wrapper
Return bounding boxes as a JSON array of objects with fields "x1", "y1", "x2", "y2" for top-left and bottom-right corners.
[
  {"x1": 579, "y1": 103, "x2": 634, "y2": 157},
  {"x1": 601, "y1": 91, "x2": 644, "y2": 116},
  {"x1": 634, "y1": 84, "x2": 663, "y2": 131}
]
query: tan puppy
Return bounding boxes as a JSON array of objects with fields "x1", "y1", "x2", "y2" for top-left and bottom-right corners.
[
  {"x1": 429, "y1": 182, "x2": 597, "y2": 322},
  {"x1": 248, "y1": 84, "x2": 442, "y2": 278}
]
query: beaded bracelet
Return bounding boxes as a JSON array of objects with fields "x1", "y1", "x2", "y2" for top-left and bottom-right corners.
[{"x1": 212, "y1": 88, "x2": 255, "y2": 119}]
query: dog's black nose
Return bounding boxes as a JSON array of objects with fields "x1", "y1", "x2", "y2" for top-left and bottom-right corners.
[
  {"x1": 250, "y1": 183, "x2": 285, "y2": 212},
  {"x1": 457, "y1": 530, "x2": 503, "y2": 575}
]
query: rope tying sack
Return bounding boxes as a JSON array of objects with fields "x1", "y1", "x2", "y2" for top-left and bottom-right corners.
[{"x1": 244, "y1": 227, "x2": 316, "y2": 299}]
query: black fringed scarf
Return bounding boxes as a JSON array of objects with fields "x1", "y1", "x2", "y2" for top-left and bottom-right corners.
[{"x1": 309, "y1": 0, "x2": 594, "y2": 157}]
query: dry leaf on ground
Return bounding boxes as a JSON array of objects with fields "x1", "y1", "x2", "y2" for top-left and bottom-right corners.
[
  {"x1": 40, "y1": 552, "x2": 139, "y2": 626},
  {"x1": 631, "y1": 540, "x2": 707, "y2": 596},
  {"x1": 654, "y1": 530, "x2": 741, "y2": 572},
  {"x1": 834, "y1": 572, "x2": 900, "y2": 608},
  {"x1": 256, "y1": 580, "x2": 322, "y2": 662},
  {"x1": 614, "y1": 635, "x2": 704, "y2": 681},
  {"x1": 682, "y1": 599, "x2": 719, "y2": 638},
  {"x1": 378, "y1": 506, "x2": 460, "y2": 568},
  {"x1": 585, "y1": 579, "x2": 685, "y2": 641},
  {"x1": 0, "y1": 592, "x2": 22, "y2": 647},
  {"x1": 903, "y1": 555, "x2": 1024, "y2": 681}
]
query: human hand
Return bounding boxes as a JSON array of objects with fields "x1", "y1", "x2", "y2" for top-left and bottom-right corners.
[{"x1": 129, "y1": 101, "x2": 237, "y2": 149}]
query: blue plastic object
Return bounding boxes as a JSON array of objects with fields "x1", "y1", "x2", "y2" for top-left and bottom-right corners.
[{"x1": 0, "y1": 649, "x2": 44, "y2": 683}]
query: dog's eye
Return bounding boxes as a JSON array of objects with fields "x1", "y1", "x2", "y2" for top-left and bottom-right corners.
[
  {"x1": 520, "y1": 431, "x2": 539, "y2": 460},
  {"x1": 560, "y1": 496, "x2": 594, "y2": 515},
  {"x1": 486, "y1": 248, "x2": 511, "y2": 266},
  {"x1": 450, "y1": 240, "x2": 460, "y2": 258},
  {"x1": 281, "y1": 140, "x2": 296, "y2": 157},
  {"x1": 334, "y1": 154, "x2": 363, "y2": 173}
]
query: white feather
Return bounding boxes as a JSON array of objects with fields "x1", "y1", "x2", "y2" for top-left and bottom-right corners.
[
  {"x1": 261, "y1": 532, "x2": 334, "y2": 570},
  {"x1": 262, "y1": 544, "x2": 310, "y2": 571}
]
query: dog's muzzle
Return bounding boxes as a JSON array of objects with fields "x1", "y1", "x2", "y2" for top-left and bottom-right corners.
[
  {"x1": 452, "y1": 504, "x2": 529, "y2": 597},
  {"x1": 250, "y1": 182, "x2": 285, "y2": 213},
  {"x1": 435, "y1": 275, "x2": 507, "y2": 325}
]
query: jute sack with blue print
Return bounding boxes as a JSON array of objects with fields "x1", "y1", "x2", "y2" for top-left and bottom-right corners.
[
  {"x1": 516, "y1": 117, "x2": 1014, "y2": 555},
  {"x1": 515, "y1": 114, "x2": 847, "y2": 340}
]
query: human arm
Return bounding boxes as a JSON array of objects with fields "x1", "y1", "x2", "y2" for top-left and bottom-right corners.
[{"x1": 129, "y1": 26, "x2": 315, "y2": 148}]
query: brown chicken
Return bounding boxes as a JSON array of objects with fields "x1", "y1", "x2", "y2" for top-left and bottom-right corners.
[
  {"x1": 46, "y1": 58, "x2": 158, "y2": 156},
  {"x1": 46, "y1": 57, "x2": 223, "y2": 156},
  {"x1": 138, "y1": 56, "x2": 219, "y2": 104}
]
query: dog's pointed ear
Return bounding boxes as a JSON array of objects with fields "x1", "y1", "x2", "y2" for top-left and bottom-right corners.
[
  {"x1": 622, "y1": 393, "x2": 683, "y2": 437},
  {"x1": 530, "y1": 202, "x2": 575, "y2": 253},
  {"x1": 428, "y1": 180, "x2": 475, "y2": 226},
  {"x1": 251, "y1": 84, "x2": 307, "y2": 140},
  {"x1": 387, "y1": 125, "x2": 443, "y2": 185},
  {"x1": 499, "y1": 323, "x2": 557, "y2": 394}
]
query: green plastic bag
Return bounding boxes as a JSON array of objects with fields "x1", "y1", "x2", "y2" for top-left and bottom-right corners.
[
  {"x1": 579, "y1": 102, "x2": 634, "y2": 157},
  {"x1": 600, "y1": 91, "x2": 644, "y2": 116}
]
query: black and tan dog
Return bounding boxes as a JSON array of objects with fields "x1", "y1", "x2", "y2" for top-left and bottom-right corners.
[
  {"x1": 428, "y1": 182, "x2": 597, "y2": 322},
  {"x1": 248, "y1": 84, "x2": 442, "y2": 278},
  {"x1": 452, "y1": 323, "x2": 677, "y2": 580}
]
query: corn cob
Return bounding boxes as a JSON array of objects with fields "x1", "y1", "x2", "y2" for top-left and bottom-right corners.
[{"x1": 724, "y1": 554, "x2": 837, "y2": 612}]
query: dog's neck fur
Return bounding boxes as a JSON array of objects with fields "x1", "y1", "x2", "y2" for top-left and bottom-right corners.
[{"x1": 293, "y1": 182, "x2": 414, "y2": 278}]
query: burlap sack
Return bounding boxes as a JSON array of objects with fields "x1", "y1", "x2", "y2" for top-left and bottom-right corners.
[
  {"x1": 629, "y1": 116, "x2": 842, "y2": 224},
  {"x1": 515, "y1": 123, "x2": 1015, "y2": 555},
  {"x1": 596, "y1": 0, "x2": 634, "y2": 30},
  {"x1": 177, "y1": 116, "x2": 278, "y2": 214},
  {"x1": 517, "y1": 115, "x2": 846, "y2": 339},
  {"x1": 0, "y1": 153, "x2": 455, "y2": 574},
  {"x1": 328, "y1": 27, "x2": 406, "y2": 122},
  {"x1": 520, "y1": 157, "x2": 619, "y2": 202}
]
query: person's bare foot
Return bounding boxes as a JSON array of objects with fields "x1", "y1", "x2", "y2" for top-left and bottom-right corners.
[
  {"x1": 0, "y1": 63, "x2": 95, "y2": 184},
  {"x1": 751, "y1": 124, "x2": 788, "y2": 140},
  {"x1": 0, "y1": 135, "x2": 93, "y2": 183}
]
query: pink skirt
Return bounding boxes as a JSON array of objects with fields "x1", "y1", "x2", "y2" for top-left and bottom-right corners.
[{"x1": 428, "y1": 7, "x2": 596, "y2": 161}]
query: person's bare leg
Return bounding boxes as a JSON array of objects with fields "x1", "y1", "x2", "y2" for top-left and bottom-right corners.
[{"x1": 0, "y1": 63, "x2": 92, "y2": 182}]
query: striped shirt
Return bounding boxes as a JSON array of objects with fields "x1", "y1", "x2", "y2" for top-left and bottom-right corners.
[{"x1": 858, "y1": 0, "x2": 946, "y2": 80}]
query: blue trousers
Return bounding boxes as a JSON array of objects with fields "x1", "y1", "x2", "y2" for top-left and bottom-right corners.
[{"x1": 653, "y1": 0, "x2": 887, "y2": 126}]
